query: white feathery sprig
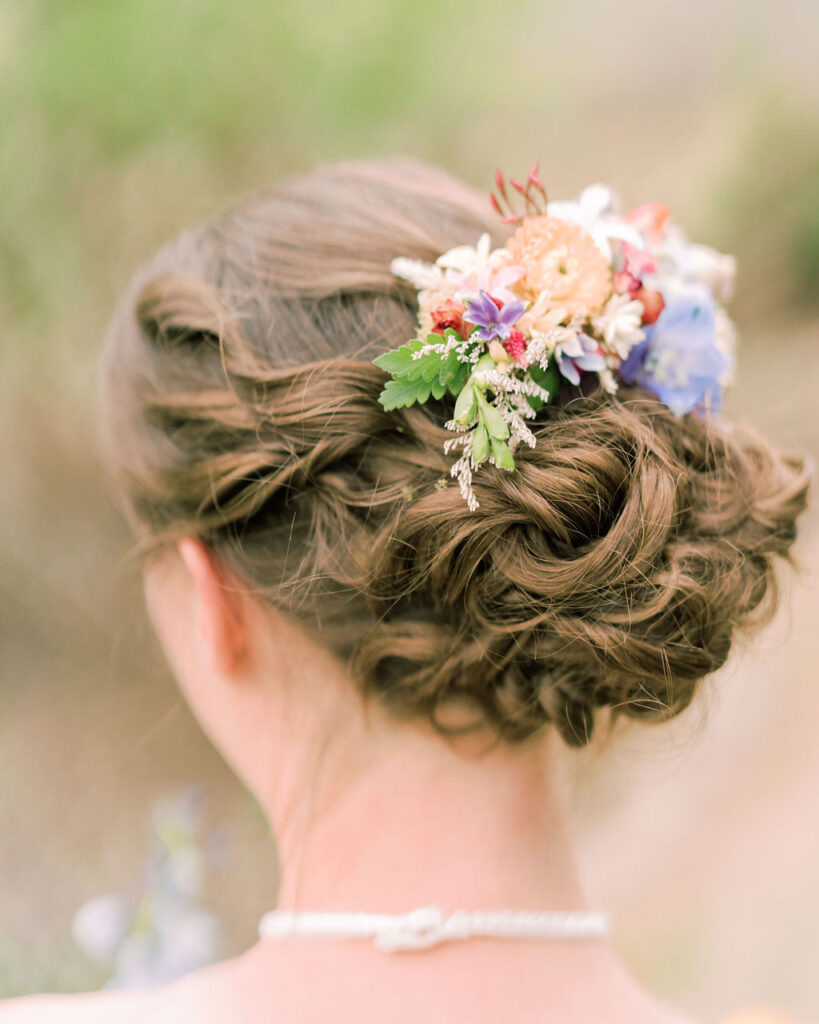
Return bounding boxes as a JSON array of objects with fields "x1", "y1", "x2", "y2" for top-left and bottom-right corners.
[
  {"x1": 443, "y1": 429, "x2": 479, "y2": 511},
  {"x1": 473, "y1": 368, "x2": 551, "y2": 404},
  {"x1": 411, "y1": 334, "x2": 479, "y2": 365}
]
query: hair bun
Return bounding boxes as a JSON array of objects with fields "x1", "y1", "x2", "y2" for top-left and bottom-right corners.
[{"x1": 357, "y1": 389, "x2": 808, "y2": 746}]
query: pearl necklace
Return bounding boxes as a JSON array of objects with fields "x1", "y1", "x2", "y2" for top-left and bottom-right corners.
[{"x1": 258, "y1": 904, "x2": 611, "y2": 953}]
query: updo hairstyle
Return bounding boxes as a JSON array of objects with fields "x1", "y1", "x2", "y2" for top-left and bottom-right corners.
[{"x1": 100, "y1": 160, "x2": 810, "y2": 747}]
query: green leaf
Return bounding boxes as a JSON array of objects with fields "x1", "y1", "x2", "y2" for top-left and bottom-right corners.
[
  {"x1": 373, "y1": 338, "x2": 425, "y2": 376},
  {"x1": 423, "y1": 335, "x2": 472, "y2": 389},
  {"x1": 395, "y1": 347, "x2": 453, "y2": 384},
  {"x1": 378, "y1": 377, "x2": 433, "y2": 411},
  {"x1": 476, "y1": 390, "x2": 509, "y2": 440},
  {"x1": 419, "y1": 352, "x2": 446, "y2": 383},
  {"x1": 527, "y1": 357, "x2": 560, "y2": 410},
  {"x1": 472, "y1": 424, "x2": 490, "y2": 463},
  {"x1": 430, "y1": 379, "x2": 446, "y2": 400},
  {"x1": 472, "y1": 353, "x2": 497, "y2": 381},
  {"x1": 453, "y1": 381, "x2": 477, "y2": 423},
  {"x1": 447, "y1": 361, "x2": 471, "y2": 396},
  {"x1": 371, "y1": 337, "x2": 449, "y2": 385},
  {"x1": 437, "y1": 349, "x2": 462, "y2": 387},
  {"x1": 491, "y1": 438, "x2": 516, "y2": 471}
]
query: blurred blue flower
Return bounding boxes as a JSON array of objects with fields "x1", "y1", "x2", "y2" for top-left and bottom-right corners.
[
  {"x1": 619, "y1": 286, "x2": 726, "y2": 416},
  {"x1": 72, "y1": 785, "x2": 225, "y2": 989}
]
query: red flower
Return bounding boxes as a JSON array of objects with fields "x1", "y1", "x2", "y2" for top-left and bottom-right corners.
[
  {"x1": 636, "y1": 287, "x2": 665, "y2": 325},
  {"x1": 503, "y1": 329, "x2": 528, "y2": 364},
  {"x1": 431, "y1": 300, "x2": 468, "y2": 338}
]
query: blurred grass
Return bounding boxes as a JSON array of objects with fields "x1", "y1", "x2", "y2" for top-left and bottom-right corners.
[
  {"x1": 715, "y1": 98, "x2": 819, "y2": 317},
  {"x1": 1, "y1": 0, "x2": 818, "y2": 1013},
  {"x1": 1, "y1": 0, "x2": 816, "y2": 387}
]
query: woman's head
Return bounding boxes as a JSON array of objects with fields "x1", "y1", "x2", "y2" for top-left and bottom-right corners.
[{"x1": 100, "y1": 158, "x2": 810, "y2": 757}]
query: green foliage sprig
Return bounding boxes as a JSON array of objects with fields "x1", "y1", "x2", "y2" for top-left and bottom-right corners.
[
  {"x1": 374, "y1": 328, "x2": 558, "y2": 510},
  {"x1": 373, "y1": 331, "x2": 472, "y2": 410}
]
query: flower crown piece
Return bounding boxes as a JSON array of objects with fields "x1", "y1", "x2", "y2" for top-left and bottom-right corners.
[{"x1": 374, "y1": 164, "x2": 737, "y2": 510}]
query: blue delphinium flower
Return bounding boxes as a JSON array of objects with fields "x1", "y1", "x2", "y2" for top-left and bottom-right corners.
[
  {"x1": 619, "y1": 286, "x2": 727, "y2": 416},
  {"x1": 556, "y1": 332, "x2": 607, "y2": 385},
  {"x1": 463, "y1": 289, "x2": 526, "y2": 341},
  {"x1": 72, "y1": 785, "x2": 224, "y2": 989}
]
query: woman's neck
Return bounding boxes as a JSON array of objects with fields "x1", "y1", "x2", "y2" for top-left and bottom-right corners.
[{"x1": 265, "y1": 701, "x2": 589, "y2": 915}]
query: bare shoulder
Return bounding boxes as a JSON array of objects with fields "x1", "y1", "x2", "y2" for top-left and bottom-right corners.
[
  {"x1": 0, "y1": 948, "x2": 705, "y2": 1024},
  {"x1": 0, "y1": 961, "x2": 234, "y2": 1024},
  {"x1": 0, "y1": 988, "x2": 161, "y2": 1023}
]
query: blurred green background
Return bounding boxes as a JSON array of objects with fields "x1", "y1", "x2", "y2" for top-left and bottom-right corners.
[{"x1": 1, "y1": 0, "x2": 817, "y2": 1019}]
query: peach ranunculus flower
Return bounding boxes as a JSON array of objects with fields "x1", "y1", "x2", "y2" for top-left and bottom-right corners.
[{"x1": 506, "y1": 215, "x2": 612, "y2": 317}]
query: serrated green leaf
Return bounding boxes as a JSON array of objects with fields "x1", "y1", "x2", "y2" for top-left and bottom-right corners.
[
  {"x1": 419, "y1": 353, "x2": 446, "y2": 383},
  {"x1": 430, "y1": 379, "x2": 446, "y2": 400},
  {"x1": 373, "y1": 338, "x2": 425, "y2": 376},
  {"x1": 472, "y1": 424, "x2": 490, "y2": 463},
  {"x1": 437, "y1": 350, "x2": 460, "y2": 387},
  {"x1": 491, "y1": 438, "x2": 515, "y2": 471},
  {"x1": 438, "y1": 360, "x2": 456, "y2": 388},
  {"x1": 379, "y1": 377, "x2": 433, "y2": 411},
  {"x1": 390, "y1": 347, "x2": 447, "y2": 384}
]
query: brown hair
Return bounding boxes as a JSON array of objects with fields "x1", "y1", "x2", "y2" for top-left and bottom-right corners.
[{"x1": 99, "y1": 159, "x2": 810, "y2": 748}]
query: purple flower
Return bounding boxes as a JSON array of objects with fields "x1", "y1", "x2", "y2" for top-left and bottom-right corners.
[
  {"x1": 556, "y1": 332, "x2": 606, "y2": 385},
  {"x1": 463, "y1": 289, "x2": 526, "y2": 342},
  {"x1": 619, "y1": 286, "x2": 726, "y2": 416}
]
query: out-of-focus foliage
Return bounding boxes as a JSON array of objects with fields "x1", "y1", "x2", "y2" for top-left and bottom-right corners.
[
  {"x1": 2, "y1": 0, "x2": 816, "y2": 383},
  {"x1": 0, "y1": 0, "x2": 505, "y2": 375},
  {"x1": 716, "y1": 100, "x2": 819, "y2": 314}
]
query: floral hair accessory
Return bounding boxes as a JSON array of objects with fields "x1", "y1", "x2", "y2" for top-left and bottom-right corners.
[{"x1": 374, "y1": 164, "x2": 737, "y2": 510}]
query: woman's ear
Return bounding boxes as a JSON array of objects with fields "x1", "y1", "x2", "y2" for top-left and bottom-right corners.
[{"x1": 177, "y1": 538, "x2": 248, "y2": 675}]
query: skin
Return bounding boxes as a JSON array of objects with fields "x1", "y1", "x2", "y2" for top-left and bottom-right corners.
[{"x1": 0, "y1": 539, "x2": 696, "y2": 1023}]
